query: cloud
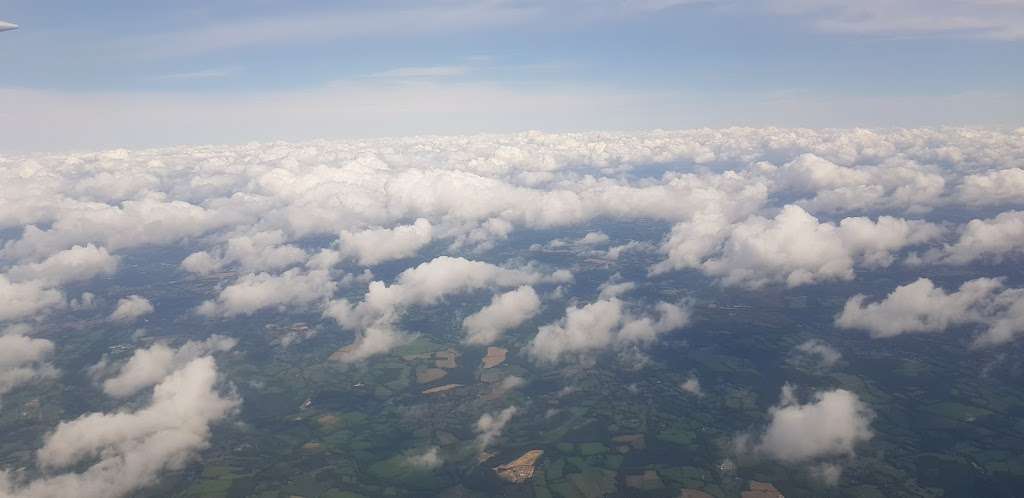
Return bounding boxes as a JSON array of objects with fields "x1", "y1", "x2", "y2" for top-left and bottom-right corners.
[
  {"x1": 0, "y1": 356, "x2": 238, "y2": 498},
  {"x1": 656, "y1": 204, "x2": 941, "y2": 288},
  {"x1": 2, "y1": 195, "x2": 242, "y2": 261},
  {"x1": 577, "y1": 231, "x2": 610, "y2": 245},
  {"x1": 774, "y1": 153, "x2": 946, "y2": 214},
  {"x1": 0, "y1": 126, "x2": 1021, "y2": 495},
  {"x1": 220, "y1": 231, "x2": 307, "y2": 272},
  {"x1": 339, "y1": 218, "x2": 434, "y2": 266},
  {"x1": 679, "y1": 375, "x2": 703, "y2": 396},
  {"x1": 181, "y1": 231, "x2": 307, "y2": 276},
  {"x1": 618, "y1": 302, "x2": 691, "y2": 344},
  {"x1": 198, "y1": 269, "x2": 336, "y2": 317},
  {"x1": 739, "y1": 384, "x2": 873, "y2": 463},
  {"x1": 462, "y1": 286, "x2": 541, "y2": 345},
  {"x1": 129, "y1": 2, "x2": 541, "y2": 58},
  {"x1": 836, "y1": 277, "x2": 1024, "y2": 346},
  {"x1": 537, "y1": 231, "x2": 613, "y2": 251},
  {"x1": 528, "y1": 294, "x2": 690, "y2": 363},
  {"x1": 0, "y1": 276, "x2": 65, "y2": 322},
  {"x1": 446, "y1": 218, "x2": 514, "y2": 253},
  {"x1": 1, "y1": 128, "x2": 1020, "y2": 260},
  {"x1": 405, "y1": 447, "x2": 443, "y2": 469},
  {"x1": 0, "y1": 325, "x2": 57, "y2": 402},
  {"x1": 6, "y1": 244, "x2": 119, "y2": 286},
  {"x1": 326, "y1": 256, "x2": 566, "y2": 361},
  {"x1": 96, "y1": 335, "x2": 237, "y2": 398},
  {"x1": 597, "y1": 280, "x2": 636, "y2": 300},
  {"x1": 930, "y1": 211, "x2": 1024, "y2": 265},
  {"x1": 180, "y1": 251, "x2": 222, "y2": 275},
  {"x1": 70, "y1": 292, "x2": 97, "y2": 311},
  {"x1": 0, "y1": 128, "x2": 1021, "y2": 358},
  {"x1": 475, "y1": 406, "x2": 518, "y2": 450},
  {"x1": 757, "y1": 0, "x2": 1024, "y2": 40},
  {"x1": 367, "y1": 65, "x2": 470, "y2": 79},
  {"x1": 496, "y1": 375, "x2": 526, "y2": 394},
  {"x1": 110, "y1": 295, "x2": 154, "y2": 323},
  {"x1": 959, "y1": 168, "x2": 1024, "y2": 206},
  {"x1": 604, "y1": 240, "x2": 655, "y2": 260},
  {"x1": 152, "y1": 67, "x2": 239, "y2": 81},
  {"x1": 795, "y1": 339, "x2": 842, "y2": 368}
]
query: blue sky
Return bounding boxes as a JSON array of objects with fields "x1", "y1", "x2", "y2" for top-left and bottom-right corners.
[{"x1": 1, "y1": 0, "x2": 1022, "y2": 151}]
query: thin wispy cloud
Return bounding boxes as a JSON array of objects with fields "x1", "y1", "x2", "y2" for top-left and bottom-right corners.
[
  {"x1": 152, "y1": 67, "x2": 240, "y2": 81},
  {"x1": 364, "y1": 65, "x2": 471, "y2": 79},
  {"x1": 756, "y1": 0, "x2": 1024, "y2": 40}
]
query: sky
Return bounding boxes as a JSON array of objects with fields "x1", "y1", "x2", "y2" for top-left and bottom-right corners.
[{"x1": 0, "y1": 0, "x2": 1023, "y2": 152}]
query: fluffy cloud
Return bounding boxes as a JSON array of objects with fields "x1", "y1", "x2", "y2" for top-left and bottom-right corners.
[
  {"x1": 0, "y1": 325, "x2": 58, "y2": 402},
  {"x1": 930, "y1": 211, "x2": 1024, "y2": 265},
  {"x1": 339, "y1": 218, "x2": 433, "y2": 266},
  {"x1": 577, "y1": 231, "x2": 610, "y2": 245},
  {"x1": 540, "y1": 231, "x2": 611, "y2": 250},
  {"x1": 0, "y1": 356, "x2": 238, "y2": 498},
  {"x1": 475, "y1": 406, "x2": 518, "y2": 450},
  {"x1": 0, "y1": 245, "x2": 118, "y2": 323},
  {"x1": 445, "y1": 218, "x2": 514, "y2": 253},
  {"x1": 739, "y1": 384, "x2": 873, "y2": 463},
  {"x1": 959, "y1": 168, "x2": 1024, "y2": 206},
  {"x1": 198, "y1": 269, "x2": 336, "y2": 317},
  {"x1": 6, "y1": 244, "x2": 119, "y2": 286},
  {"x1": 775, "y1": 154, "x2": 946, "y2": 213},
  {"x1": 2, "y1": 195, "x2": 243, "y2": 261},
  {"x1": 110, "y1": 295, "x2": 154, "y2": 322},
  {"x1": 0, "y1": 129, "x2": 1021, "y2": 377},
  {"x1": 326, "y1": 257, "x2": 567, "y2": 361},
  {"x1": 462, "y1": 286, "x2": 541, "y2": 345},
  {"x1": 95, "y1": 335, "x2": 237, "y2": 398},
  {"x1": 528, "y1": 295, "x2": 690, "y2": 363},
  {"x1": 181, "y1": 231, "x2": 306, "y2": 276},
  {"x1": 604, "y1": 240, "x2": 655, "y2": 260},
  {"x1": 836, "y1": 277, "x2": 1024, "y2": 345},
  {"x1": 1, "y1": 128, "x2": 1022, "y2": 290},
  {"x1": 795, "y1": 339, "x2": 842, "y2": 368},
  {"x1": 656, "y1": 205, "x2": 941, "y2": 288},
  {"x1": 0, "y1": 276, "x2": 65, "y2": 322},
  {"x1": 70, "y1": 292, "x2": 97, "y2": 311},
  {"x1": 180, "y1": 251, "x2": 222, "y2": 275}
]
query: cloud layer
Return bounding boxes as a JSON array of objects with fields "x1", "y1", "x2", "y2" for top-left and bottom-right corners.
[{"x1": 0, "y1": 127, "x2": 1022, "y2": 493}]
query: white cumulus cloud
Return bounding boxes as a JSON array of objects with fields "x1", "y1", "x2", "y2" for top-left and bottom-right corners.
[
  {"x1": 110, "y1": 295, "x2": 154, "y2": 323},
  {"x1": 528, "y1": 294, "x2": 690, "y2": 363},
  {"x1": 837, "y1": 277, "x2": 1024, "y2": 346},
  {"x1": 738, "y1": 384, "x2": 873, "y2": 463},
  {"x1": 198, "y1": 269, "x2": 336, "y2": 317},
  {"x1": 656, "y1": 204, "x2": 941, "y2": 288},
  {"x1": 462, "y1": 286, "x2": 541, "y2": 345},
  {"x1": 95, "y1": 335, "x2": 237, "y2": 398},
  {"x1": 339, "y1": 218, "x2": 434, "y2": 266},
  {"x1": 0, "y1": 325, "x2": 58, "y2": 402},
  {"x1": 0, "y1": 356, "x2": 238, "y2": 498},
  {"x1": 326, "y1": 256, "x2": 566, "y2": 361}
]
